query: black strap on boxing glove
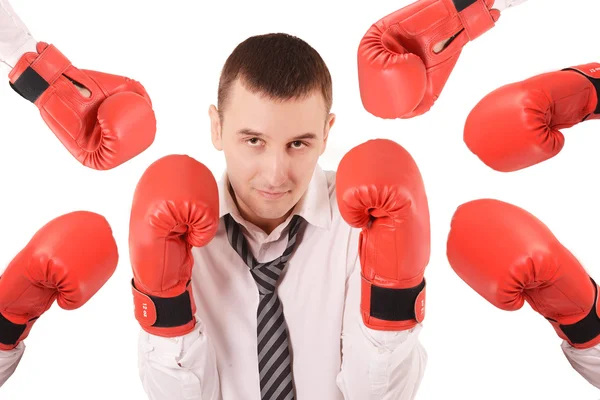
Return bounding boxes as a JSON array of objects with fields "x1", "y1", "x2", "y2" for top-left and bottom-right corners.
[
  {"x1": 131, "y1": 279, "x2": 194, "y2": 329},
  {"x1": 0, "y1": 313, "x2": 28, "y2": 347},
  {"x1": 562, "y1": 66, "x2": 600, "y2": 118},
  {"x1": 10, "y1": 67, "x2": 49, "y2": 103},
  {"x1": 559, "y1": 278, "x2": 600, "y2": 345},
  {"x1": 370, "y1": 279, "x2": 426, "y2": 322}
]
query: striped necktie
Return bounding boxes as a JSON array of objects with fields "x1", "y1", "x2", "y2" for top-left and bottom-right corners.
[{"x1": 224, "y1": 213, "x2": 304, "y2": 400}]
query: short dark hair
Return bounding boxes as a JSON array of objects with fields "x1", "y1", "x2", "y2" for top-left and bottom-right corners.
[{"x1": 217, "y1": 33, "x2": 333, "y2": 118}]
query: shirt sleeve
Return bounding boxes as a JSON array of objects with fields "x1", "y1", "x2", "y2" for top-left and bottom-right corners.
[
  {"x1": 137, "y1": 320, "x2": 222, "y2": 400},
  {"x1": 561, "y1": 341, "x2": 600, "y2": 389},
  {"x1": 0, "y1": 342, "x2": 24, "y2": 387},
  {"x1": 492, "y1": 0, "x2": 528, "y2": 12},
  {"x1": 336, "y1": 228, "x2": 427, "y2": 400},
  {"x1": 0, "y1": 0, "x2": 37, "y2": 68}
]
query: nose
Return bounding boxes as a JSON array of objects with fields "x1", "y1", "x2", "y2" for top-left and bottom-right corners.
[{"x1": 262, "y1": 148, "x2": 289, "y2": 188}]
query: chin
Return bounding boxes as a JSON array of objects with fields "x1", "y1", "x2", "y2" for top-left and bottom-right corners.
[
  {"x1": 251, "y1": 198, "x2": 295, "y2": 220},
  {"x1": 255, "y1": 205, "x2": 293, "y2": 220}
]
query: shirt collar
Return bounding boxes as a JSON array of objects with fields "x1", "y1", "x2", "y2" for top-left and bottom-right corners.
[{"x1": 217, "y1": 164, "x2": 332, "y2": 232}]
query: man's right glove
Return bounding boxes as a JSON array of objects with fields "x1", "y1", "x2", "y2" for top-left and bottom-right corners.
[
  {"x1": 8, "y1": 42, "x2": 156, "y2": 170},
  {"x1": 446, "y1": 199, "x2": 600, "y2": 349},
  {"x1": 129, "y1": 154, "x2": 220, "y2": 337}
]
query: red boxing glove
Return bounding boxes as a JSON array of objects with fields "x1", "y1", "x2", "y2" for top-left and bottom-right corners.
[
  {"x1": 336, "y1": 139, "x2": 430, "y2": 331},
  {"x1": 129, "y1": 155, "x2": 220, "y2": 337},
  {"x1": 358, "y1": 0, "x2": 499, "y2": 119},
  {"x1": 0, "y1": 211, "x2": 118, "y2": 350},
  {"x1": 8, "y1": 42, "x2": 156, "y2": 170},
  {"x1": 464, "y1": 63, "x2": 600, "y2": 172},
  {"x1": 447, "y1": 199, "x2": 600, "y2": 349}
]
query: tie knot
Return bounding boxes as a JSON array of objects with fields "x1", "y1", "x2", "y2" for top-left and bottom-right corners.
[
  {"x1": 251, "y1": 261, "x2": 285, "y2": 295},
  {"x1": 224, "y1": 214, "x2": 304, "y2": 268},
  {"x1": 224, "y1": 213, "x2": 305, "y2": 296}
]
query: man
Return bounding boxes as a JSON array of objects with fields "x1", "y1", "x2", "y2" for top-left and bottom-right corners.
[{"x1": 129, "y1": 33, "x2": 430, "y2": 400}]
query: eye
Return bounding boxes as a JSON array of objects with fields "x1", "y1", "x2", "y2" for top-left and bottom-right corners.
[
  {"x1": 246, "y1": 137, "x2": 263, "y2": 147},
  {"x1": 290, "y1": 140, "x2": 307, "y2": 149}
]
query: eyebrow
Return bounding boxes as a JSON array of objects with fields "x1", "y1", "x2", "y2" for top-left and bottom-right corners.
[{"x1": 236, "y1": 129, "x2": 318, "y2": 141}]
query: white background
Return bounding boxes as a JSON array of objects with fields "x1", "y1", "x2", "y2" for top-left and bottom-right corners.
[{"x1": 0, "y1": 0, "x2": 599, "y2": 399}]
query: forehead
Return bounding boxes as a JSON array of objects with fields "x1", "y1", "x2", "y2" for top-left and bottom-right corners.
[{"x1": 223, "y1": 79, "x2": 327, "y2": 138}]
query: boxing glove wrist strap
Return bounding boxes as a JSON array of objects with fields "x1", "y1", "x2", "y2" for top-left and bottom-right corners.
[
  {"x1": 9, "y1": 43, "x2": 70, "y2": 103},
  {"x1": 131, "y1": 279, "x2": 194, "y2": 331},
  {"x1": 453, "y1": 0, "x2": 496, "y2": 40},
  {"x1": 559, "y1": 278, "x2": 600, "y2": 346},
  {"x1": 0, "y1": 312, "x2": 27, "y2": 347},
  {"x1": 562, "y1": 64, "x2": 600, "y2": 117},
  {"x1": 365, "y1": 278, "x2": 426, "y2": 323}
]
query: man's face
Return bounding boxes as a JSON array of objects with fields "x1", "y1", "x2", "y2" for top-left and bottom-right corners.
[{"x1": 210, "y1": 79, "x2": 335, "y2": 230}]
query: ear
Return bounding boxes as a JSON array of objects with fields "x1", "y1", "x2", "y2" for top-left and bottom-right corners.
[
  {"x1": 209, "y1": 105, "x2": 223, "y2": 151},
  {"x1": 320, "y1": 113, "x2": 336, "y2": 155}
]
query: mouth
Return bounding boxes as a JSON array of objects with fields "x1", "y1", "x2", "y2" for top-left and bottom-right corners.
[{"x1": 256, "y1": 189, "x2": 289, "y2": 200}]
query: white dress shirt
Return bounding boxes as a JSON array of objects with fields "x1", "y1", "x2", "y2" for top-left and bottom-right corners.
[
  {"x1": 492, "y1": 0, "x2": 529, "y2": 12},
  {"x1": 0, "y1": 342, "x2": 23, "y2": 387},
  {"x1": 137, "y1": 165, "x2": 427, "y2": 400},
  {"x1": 562, "y1": 341, "x2": 600, "y2": 389},
  {"x1": 0, "y1": 0, "x2": 36, "y2": 68}
]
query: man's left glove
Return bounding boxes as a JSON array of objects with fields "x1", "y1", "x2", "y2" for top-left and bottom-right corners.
[
  {"x1": 336, "y1": 139, "x2": 430, "y2": 331},
  {"x1": 8, "y1": 42, "x2": 156, "y2": 170}
]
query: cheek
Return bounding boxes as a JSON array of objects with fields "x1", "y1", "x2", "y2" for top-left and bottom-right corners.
[
  {"x1": 223, "y1": 145, "x2": 259, "y2": 184},
  {"x1": 290, "y1": 151, "x2": 319, "y2": 186}
]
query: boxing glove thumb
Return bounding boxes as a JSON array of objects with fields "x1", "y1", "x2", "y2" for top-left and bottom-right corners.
[
  {"x1": 93, "y1": 91, "x2": 156, "y2": 169},
  {"x1": 358, "y1": 34, "x2": 427, "y2": 119},
  {"x1": 464, "y1": 63, "x2": 600, "y2": 172}
]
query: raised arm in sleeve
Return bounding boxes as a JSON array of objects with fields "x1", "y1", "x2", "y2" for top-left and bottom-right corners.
[
  {"x1": 0, "y1": 342, "x2": 24, "y2": 387},
  {"x1": 335, "y1": 227, "x2": 427, "y2": 400},
  {"x1": 138, "y1": 321, "x2": 221, "y2": 400},
  {"x1": 0, "y1": 0, "x2": 37, "y2": 68},
  {"x1": 493, "y1": 0, "x2": 528, "y2": 12},
  {"x1": 129, "y1": 155, "x2": 222, "y2": 399},
  {"x1": 562, "y1": 342, "x2": 600, "y2": 389}
]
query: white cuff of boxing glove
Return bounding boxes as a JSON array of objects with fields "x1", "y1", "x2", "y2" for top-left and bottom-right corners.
[
  {"x1": 0, "y1": 0, "x2": 37, "y2": 68},
  {"x1": 492, "y1": 0, "x2": 529, "y2": 12},
  {"x1": 561, "y1": 341, "x2": 600, "y2": 389}
]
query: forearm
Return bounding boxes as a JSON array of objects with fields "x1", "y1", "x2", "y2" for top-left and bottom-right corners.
[
  {"x1": 338, "y1": 254, "x2": 426, "y2": 400},
  {"x1": 337, "y1": 320, "x2": 426, "y2": 400},
  {"x1": 138, "y1": 321, "x2": 222, "y2": 400},
  {"x1": 0, "y1": 342, "x2": 24, "y2": 387},
  {"x1": 0, "y1": 0, "x2": 37, "y2": 68},
  {"x1": 561, "y1": 341, "x2": 600, "y2": 389}
]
